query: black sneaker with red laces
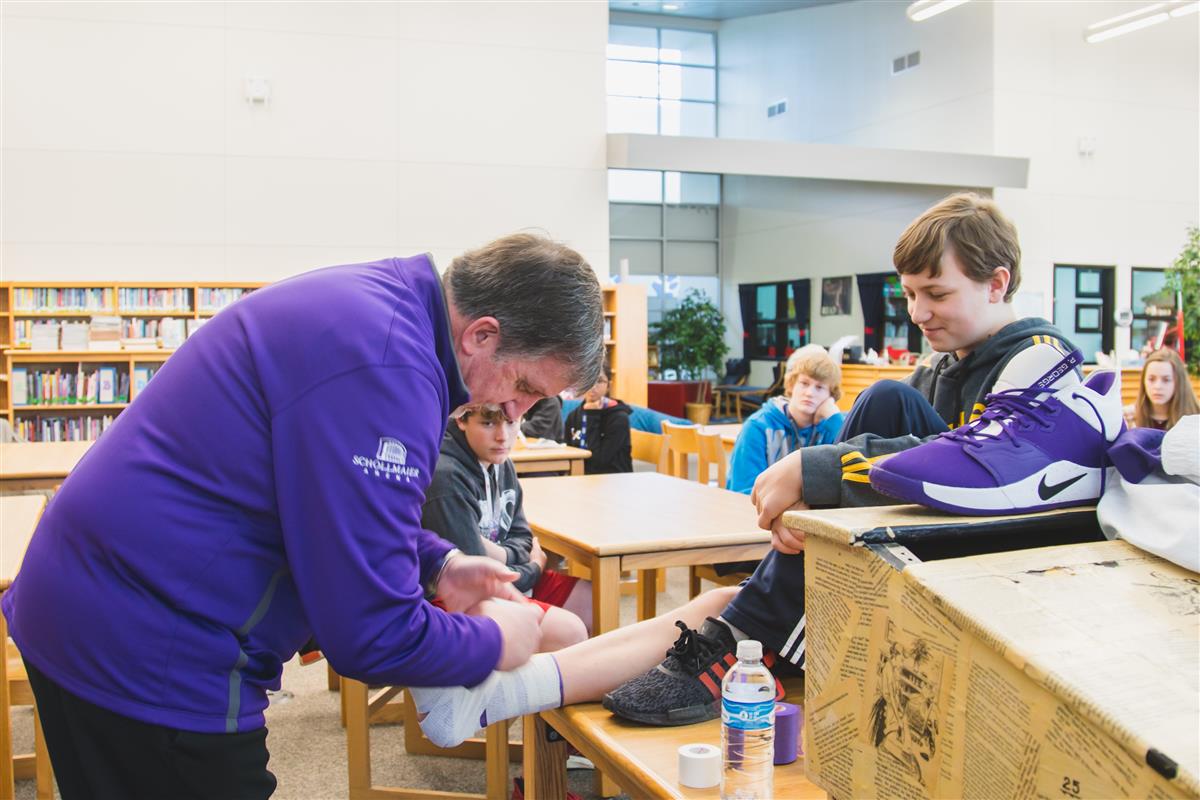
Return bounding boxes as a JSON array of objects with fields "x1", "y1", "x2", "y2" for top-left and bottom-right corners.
[{"x1": 602, "y1": 617, "x2": 784, "y2": 727}]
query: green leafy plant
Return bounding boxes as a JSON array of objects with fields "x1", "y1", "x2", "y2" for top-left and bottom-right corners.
[
  {"x1": 1165, "y1": 225, "x2": 1200, "y2": 375},
  {"x1": 650, "y1": 289, "x2": 729, "y2": 401}
]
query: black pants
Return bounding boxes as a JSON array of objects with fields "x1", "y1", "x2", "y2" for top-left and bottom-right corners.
[
  {"x1": 24, "y1": 658, "x2": 276, "y2": 800},
  {"x1": 721, "y1": 380, "x2": 949, "y2": 670}
]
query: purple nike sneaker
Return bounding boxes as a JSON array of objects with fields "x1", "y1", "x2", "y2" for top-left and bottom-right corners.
[{"x1": 870, "y1": 369, "x2": 1125, "y2": 515}]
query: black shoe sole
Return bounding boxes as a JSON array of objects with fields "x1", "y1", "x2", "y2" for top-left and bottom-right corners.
[{"x1": 602, "y1": 694, "x2": 718, "y2": 727}]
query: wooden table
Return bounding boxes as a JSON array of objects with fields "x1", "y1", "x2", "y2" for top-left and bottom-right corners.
[
  {"x1": 510, "y1": 442, "x2": 590, "y2": 477},
  {"x1": 520, "y1": 472, "x2": 769, "y2": 636},
  {"x1": 0, "y1": 441, "x2": 93, "y2": 492},
  {"x1": 520, "y1": 679, "x2": 825, "y2": 800}
]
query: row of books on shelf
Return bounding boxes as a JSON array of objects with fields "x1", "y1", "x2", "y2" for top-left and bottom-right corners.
[
  {"x1": 117, "y1": 287, "x2": 192, "y2": 312},
  {"x1": 11, "y1": 365, "x2": 158, "y2": 406},
  {"x1": 13, "y1": 415, "x2": 115, "y2": 442},
  {"x1": 198, "y1": 287, "x2": 251, "y2": 311},
  {"x1": 13, "y1": 317, "x2": 206, "y2": 350},
  {"x1": 10, "y1": 287, "x2": 253, "y2": 314},
  {"x1": 13, "y1": 287, "x2": 114, "y2": 311}
]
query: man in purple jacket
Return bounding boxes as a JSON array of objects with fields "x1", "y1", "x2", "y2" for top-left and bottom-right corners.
[{"x1": 1, "y1": 233, "x2": 604, "y2": 799}]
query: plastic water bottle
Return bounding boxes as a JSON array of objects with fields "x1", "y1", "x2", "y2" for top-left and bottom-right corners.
[{"x1": 721, "y1": 640, "x2": 775, "y2": 799}]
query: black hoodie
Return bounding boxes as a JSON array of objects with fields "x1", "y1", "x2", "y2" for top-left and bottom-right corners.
[
  {"x1": 421, "y1": 422, "x2": 541, "y2": 592},
  {"x1": 564, "y1": 398, "x2": 633, "y2": 474},
  {"x1": 801, "y1": 317, "x2": 1078, "y2": 507}
]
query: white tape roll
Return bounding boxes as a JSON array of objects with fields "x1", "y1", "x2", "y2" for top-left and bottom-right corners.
[{"x1": 677, "y1": 742, "x2": 721, "y2": 789}]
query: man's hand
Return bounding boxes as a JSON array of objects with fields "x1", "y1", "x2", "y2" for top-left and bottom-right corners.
[
  {"x1": 750, "y1": 449, "x2": 805, "y2": 531},
  {"x1": 478, "y1": 599, "x2": 543, "y2": 671},
  {"x1": 771, "y1": 502, "x2": 810, "y2": 554},
  {"x1": 435, "y1": 554, "x2": 524, "y2": 612},
  {"x1": 529, "y1": 537, "x2": 548, "y2": 571}
]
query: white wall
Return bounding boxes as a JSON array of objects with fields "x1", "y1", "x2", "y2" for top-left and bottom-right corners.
[
  {"x1": 991, "y1": 1, "x2": 1199, "y2": 360},
  {"x1": 718, "y1": 0, "x2": 995, "y2": 154},
  {"x1": 0, "y1": 1, "x2": 610, "y2": 282},
  {"x1": 715, "y1": 0, "x2": 1198, "y2": 375}
]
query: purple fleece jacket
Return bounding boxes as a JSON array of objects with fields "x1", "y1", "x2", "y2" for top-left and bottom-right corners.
[{"x1": 1, "y1": 254, "x2": 502, "y2": 733}]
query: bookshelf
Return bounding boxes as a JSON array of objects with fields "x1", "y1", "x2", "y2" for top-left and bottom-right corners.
[
  {"x1": 1, "y1": 281, "x2": 263, "y2": 441},
  {"x1": 1, "y1": 281, "x2": 651, "y2": 441},
  {"x1": 603, "y1": 283, "x2": 648, "y2": 408}
]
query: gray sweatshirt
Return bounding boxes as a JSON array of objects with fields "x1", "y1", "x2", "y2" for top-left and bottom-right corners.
[
  {"x1": 421, "y1": 422, "x2": 542, "y2": 592},
  {"x1": 802, "y1": 317, "x2": 1078, "y2": 508}
]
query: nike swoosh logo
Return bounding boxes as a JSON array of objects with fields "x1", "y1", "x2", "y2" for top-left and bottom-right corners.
[{"x1": 1038, "y1": 472, "x2": 1086, "y2": 501}]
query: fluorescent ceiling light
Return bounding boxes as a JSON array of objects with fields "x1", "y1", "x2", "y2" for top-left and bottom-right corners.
[
  {"x1": 906, "y1": 0, "x2": 970, "y2": 22},
  {"x1": 1170, "y1": 2, "x2": 1198, "y2": 16},
  {"x1": 1085, "y1": 11, "x2": 1170, "y2": 42},
  {"x1": 1086, "y1": 3, "x2": 1165, "y2": 29},
  {"x1": 662, "y1": 3, "x2": 680, "y2": 9}
]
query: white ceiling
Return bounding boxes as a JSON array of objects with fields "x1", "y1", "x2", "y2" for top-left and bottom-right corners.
[{"x1": 608, "y1": 0, "x2": 843, "y2": 21}]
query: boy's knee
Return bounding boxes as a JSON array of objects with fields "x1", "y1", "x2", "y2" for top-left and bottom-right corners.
[
  {"x1": 543, "y1": 608, "x2": 588, "y2": 650},
  {"x1": 857, "y1": 379, "x2": 919, "y2": 406}
]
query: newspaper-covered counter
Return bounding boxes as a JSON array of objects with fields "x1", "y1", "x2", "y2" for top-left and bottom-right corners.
[{"x1": 785, "y1": 504, "x2": 1198, "y2": 800}]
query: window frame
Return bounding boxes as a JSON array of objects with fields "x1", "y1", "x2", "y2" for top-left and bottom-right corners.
[
  {"x1": 741, "y1": 279, "x2": 810, "y2": 361},
  {"x1": 606, "y1": 24, "x2": 718, "y2": 137}
]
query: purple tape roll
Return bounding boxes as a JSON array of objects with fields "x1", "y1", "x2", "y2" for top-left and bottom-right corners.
[{"x1": 774, "y1": 702, "x2": 802, "y2": 765}]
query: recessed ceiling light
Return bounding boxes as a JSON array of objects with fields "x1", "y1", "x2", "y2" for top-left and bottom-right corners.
[
  {"x1": 663, "y1": 3, "x2": 680, "y2": 10},
  {"x1": 906, "y1": 0, "x2": 970, "y2": 22}
]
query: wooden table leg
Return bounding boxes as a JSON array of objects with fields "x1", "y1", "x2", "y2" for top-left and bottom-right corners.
[
  {"x1": 591, "y1": 557, "x2": 621, "y2": 636},
  {"x1": 0, "y1": 609, "x2": 14, "y2": 800},
  {"x1": 637, "y1": 568, "x2": 658, "y2": 621},
  {"x1": 521, "y1": 714, "x2": 567, "y2": 800},
  {"x1": 569, "y1": 460, "x2": 583, "y2": 476},
  {"x1": 485, "y1": 720, "x2": 510, "y2": 800},
  {"x1": 327, "y1": 663, "x2": 340, "y2": 691},
  {"x1": 343, "y1": 678, "x2": 371, "y2": 799}
]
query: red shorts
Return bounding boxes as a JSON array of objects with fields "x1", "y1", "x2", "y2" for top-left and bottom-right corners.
[
  {"x1": 429, "y1": 569, "x2": 578, "y2": 616},
  {"x1": 531, "y1": 569, "x2": 580, "y2": 610}
]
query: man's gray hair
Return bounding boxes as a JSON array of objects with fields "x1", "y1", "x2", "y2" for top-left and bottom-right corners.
[{"x1": 444, "y1": 233, "x2": 604, "y2": 393}]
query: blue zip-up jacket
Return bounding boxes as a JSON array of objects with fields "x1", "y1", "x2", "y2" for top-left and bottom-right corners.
[
  {"x1": 1, "y1": 255, "x2": 502, "y2": 734},
  {"x1": 726, "y1": 397, "x2": 844, "y2": 494}
]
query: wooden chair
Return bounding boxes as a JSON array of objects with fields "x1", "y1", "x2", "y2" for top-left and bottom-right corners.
[
  {"x1": 661, "y1": 421, "x2": 726, "y2": 485},
  {"x1": 341, "y1": 677, "x2": 517, "y2": 800},
  {"x1": 629, "y1": 429, "x2": 667, "y2": 472},
  {"x1": 1, "y1": 613, "x2": 53, "y2": 800}
]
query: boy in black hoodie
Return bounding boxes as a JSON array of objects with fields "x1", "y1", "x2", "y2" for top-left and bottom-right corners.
[
  {"x1": 603, "y1": 193, "x2": 1087, "y2": 725},
  {"x1": 564, "y1": 364, "x2": 632, "y2": 474},
  {"x1": 422, "y1": 404, "x2": 592, "y2": 651}
]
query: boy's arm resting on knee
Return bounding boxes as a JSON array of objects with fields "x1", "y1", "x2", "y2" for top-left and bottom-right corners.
[{"x1": 800, "y1": 434, "x2": 922, "y2": 507}]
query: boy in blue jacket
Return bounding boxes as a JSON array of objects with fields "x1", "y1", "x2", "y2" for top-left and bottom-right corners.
[{"x1": 726, "y1": 345, "x2": 845, "y2": 494}]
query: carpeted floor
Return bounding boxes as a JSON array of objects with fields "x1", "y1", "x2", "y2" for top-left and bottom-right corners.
[{"x1": 10, "y1": 566, "x2": 700, "y2": 800}]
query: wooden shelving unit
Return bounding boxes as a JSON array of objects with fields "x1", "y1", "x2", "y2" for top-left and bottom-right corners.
[
  {"x1": 602, "y1": 284, "x2": 648, "y2": 408},
  {"x1": 1, "y1": 281, "x2": 263, "y2": 441},
  {"x1": 2, "y1": 280, "x2": 651, "y2": 440}
]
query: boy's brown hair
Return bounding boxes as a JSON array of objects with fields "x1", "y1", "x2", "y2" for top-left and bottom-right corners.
[
  {"x1": 893, "y1": 192, "x2": 1022, "y2": 301},
  {"x1": 452, "y1": 404, "x2": 511, "y2": 425}
]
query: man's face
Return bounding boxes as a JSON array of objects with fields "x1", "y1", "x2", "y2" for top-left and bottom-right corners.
[
  {"x1": 900, "y1": 248, "x2": 997, "y2": 355},
  {"x1": 464, "y1": 356, "x2": 574, "y2": 423},
  {"x1": 457, "y1": 411, "x2": 519, "y2": 466}
]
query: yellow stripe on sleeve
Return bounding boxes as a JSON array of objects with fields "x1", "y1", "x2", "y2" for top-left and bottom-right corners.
[
  {"x1": 842, "y1": 461, "x2": 872, "y2": 473},
  {"x1": 842, "y1": 473, "x2": 873, "y2": 483}
]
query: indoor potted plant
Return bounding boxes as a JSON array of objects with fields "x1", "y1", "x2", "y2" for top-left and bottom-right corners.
[
  {"x1": 1165, "y1": 224, "x2": 1199, "y2": 376},
  {"x1": 650, "y1": 289, "x2": 729, "y2": 424}
]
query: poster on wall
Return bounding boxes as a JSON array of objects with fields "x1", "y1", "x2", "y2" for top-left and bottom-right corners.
[{"x1": 821, "y1": 276, "x2": 852, "y2": 316}]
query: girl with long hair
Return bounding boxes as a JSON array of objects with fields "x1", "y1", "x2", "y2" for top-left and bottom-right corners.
[{"x1": 1131, "y1": 348, "x2": 1199, "y2": 430}]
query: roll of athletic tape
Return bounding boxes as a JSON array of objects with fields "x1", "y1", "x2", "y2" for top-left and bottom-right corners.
[{"x1": 677, "y1": 742, "x2": 721, "y2": 789}]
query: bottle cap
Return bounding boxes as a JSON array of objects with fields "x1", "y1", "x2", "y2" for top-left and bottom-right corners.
[{"x1": 736, "y1": 639, "x2": 763, "y2": 661}]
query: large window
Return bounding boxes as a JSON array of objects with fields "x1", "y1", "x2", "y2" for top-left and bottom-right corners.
[
  {"x1": 607, "y1": 24, "x2": 716, "y2": 137},
  {"x1": 738, "y1": 280, "x2": 810, "y2": 361},
  {"x1": 609, "y1": 169, "x2": 721, "y2": 326},
  {"x1": 1130, "y1": 268, "x2": 1176, "y2": 355}
]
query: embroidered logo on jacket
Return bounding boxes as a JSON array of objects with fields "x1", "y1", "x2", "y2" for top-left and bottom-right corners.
[{"x1": 352, "y1": 436, "x2": 421, "y2": 482}]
